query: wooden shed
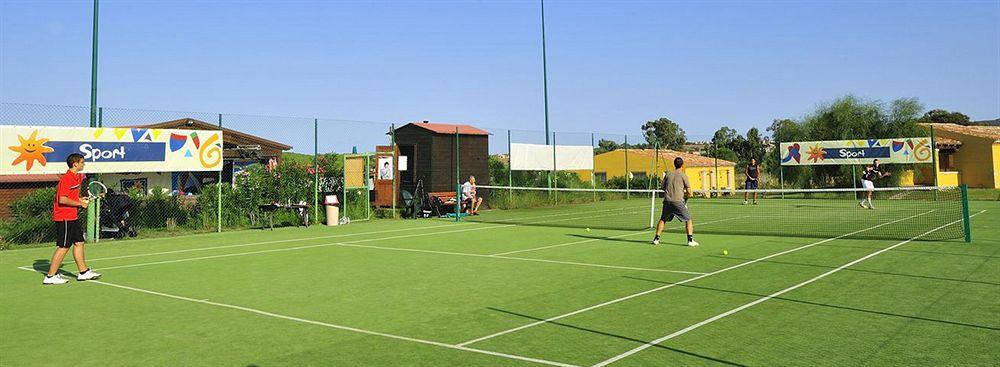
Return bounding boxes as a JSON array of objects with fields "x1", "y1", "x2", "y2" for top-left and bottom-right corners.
[{"x1": 393, "y1": 122, "x2": 489, "y2": 193}]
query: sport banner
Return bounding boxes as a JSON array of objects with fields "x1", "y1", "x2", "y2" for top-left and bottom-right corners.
[
  {"x1": 2, "y1": 126, "x2": 223, "y2": 174},
  {"x1": 510, "y1": 143, "x2": 594, "y2": 171},
  {"x1": 780, "y1": 138, "x2": 932, "y2": 166}
]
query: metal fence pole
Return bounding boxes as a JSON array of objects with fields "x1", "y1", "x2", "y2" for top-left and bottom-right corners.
[
  {"x1": 624, "y1": 134, "x2": 629, "y2": 199},
  {"x1": 313, "y1": 118, "x2": 319, "y2": 224},
  {"x1": 552, "y1": 132, "x2": 557, "y2": 203},
  {"x1": 507, "y1": 129, "x2": 513, "y2": 203},
  {"x1": 390, "y1": 123, "x2": 397, "y2": 219},
  {"x1": 455, "y1": 127, "x2": 460, "y2": 222},
  {"x1": 590, "y1": 133, "x2": 597, "y2": 202},
  {"x1": 217, "y1": 113, "x2": 223, "y2": 232}
]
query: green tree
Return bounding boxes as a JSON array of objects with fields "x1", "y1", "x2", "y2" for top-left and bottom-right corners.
[
  {"x1": 917, "y1": 109, "x2": 971, "y2": 126},
  {"x1": 595, "y1": 139, "x2": 620, "y2": 154},
  {"x1": 641, "y1": 117, "x2": 686, "y2": 150}
]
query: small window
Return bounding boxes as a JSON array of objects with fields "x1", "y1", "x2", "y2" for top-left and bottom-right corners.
[{"x1": 595, "y1": 172, "x2": 608, "y2": 182}]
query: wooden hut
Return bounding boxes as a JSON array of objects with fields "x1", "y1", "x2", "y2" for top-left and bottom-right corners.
[{"x1": 392, "y1": 122, "x2": 489, "y2": 194}]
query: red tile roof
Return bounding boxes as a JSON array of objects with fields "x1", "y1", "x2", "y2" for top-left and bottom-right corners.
[
  {"x1": 0, "y1": 174, "x2": 61, "y2": 183},
  {"x1": 626, "y1": 149, "x2": 737, "y2": 167},
  {"x1": 402, "y1": 122, "x2": 489, "y2": 136},
  {"x1": 923, "y1": 123, "x2": 1000, "y2": 142}
]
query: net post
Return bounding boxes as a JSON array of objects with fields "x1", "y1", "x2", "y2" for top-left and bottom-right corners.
[
  {"x1": 624, "y1": 134, "x2": 630, "y2": 199},
  {"x1": 961, "y1": 184, "x2": 971, "y2": 243},
  {"x1": 649, "y1": 189, "x2": 655, "y2": 229},
  {"x1": 342, "y1": 154, "x2": 347, "y2": 222},
  {"x1": 218, "y1": 113, "x2": 224, "y2": 232},
  {"x1": 365, "y1": 154, "x2": 371, "y2": 220},
  {"x1": 455, "y1": 127, "x2": 460, "y2": 222},
  {"x1": 313, "y1": 118, "x2": 319, "y2": 225}
]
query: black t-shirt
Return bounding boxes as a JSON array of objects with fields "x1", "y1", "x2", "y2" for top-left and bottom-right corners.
[
  {"x1": 746, "y1": 164, "x2": 759, "y2": 180},
  {"x1": 862, "y1": 166, "x2": 882, "y2": 181}
]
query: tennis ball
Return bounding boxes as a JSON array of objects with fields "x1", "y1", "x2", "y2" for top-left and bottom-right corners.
[
  {"x1": 722, "y1": 250, "x2": 729, "y2": 256},
  {"x1": 586, "y1": 228, "x2": 591, "y2": 232}
]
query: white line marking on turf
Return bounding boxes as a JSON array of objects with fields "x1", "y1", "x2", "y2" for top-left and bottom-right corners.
[
  {"x1": 490, "y1": 216, "x2": 748, "y2": 257},
  {"x1": 12, "y1": 267, "x2": 579, "y2": 367},
  {"x1": 78, "y1": 208, "x2": 705, "y2": 275},
  {"x1": 85, "y1": 205, "x2": 643, "y2": 263},
  {"x1": 454, "y1": 210, "x2": 938, "y2": 347},
  {"x1": 591, "y1": 210, "x2": 987, "y2": 367}
]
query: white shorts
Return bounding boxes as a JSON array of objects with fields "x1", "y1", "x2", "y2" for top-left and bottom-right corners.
[{"x1": 861, "y1": 180, "x2": 874, "y2": 190}]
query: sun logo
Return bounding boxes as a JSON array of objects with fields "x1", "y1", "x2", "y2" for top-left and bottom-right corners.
[
  {"x1": 806, "y1": 144, "x2": 827, "y2": 163},
  {"x1": 8, "y1": 130, "x2": 54, "y2": 171}
]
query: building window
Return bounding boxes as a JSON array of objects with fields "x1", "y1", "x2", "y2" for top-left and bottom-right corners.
[
  {"x1": 631, "y1": 172, "x2": 647, "y2": 180},
  {"x1": 939, "y1": 151, "x2": 955, "y2": 170},
  {"x1": 595, "y1": 172, "x2": 607, "y2": 182}
]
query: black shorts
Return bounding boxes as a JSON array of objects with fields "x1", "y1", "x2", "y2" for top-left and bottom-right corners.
[
  {"x1": 660, "y1": 201, "x2": 691, "y2": 222},
  {"x1": 55, "y1": 220, "x2": 85, "y2": 248},
  {"x1": 745, "y1": 180, "x2": 759, "y2": 190}
]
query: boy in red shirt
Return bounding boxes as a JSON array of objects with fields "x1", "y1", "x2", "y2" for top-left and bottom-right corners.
[{"x1": 43, "y1": 153, "x2": 102, "y2": 285}]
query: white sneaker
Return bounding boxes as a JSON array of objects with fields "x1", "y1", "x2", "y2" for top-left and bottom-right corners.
[
  {"x1": 859, "y1": 202, "x2": 868, "y2": 209},
  {"x1": 687, "y1": 240, "x2": 700, "y2": 247},
  {"x1": 742, "y1": 200, "x2": 747, "y2": 205},
  {"x1": 43, "y1": 274, "x2": 68, "y2": 285},
  {"x1": 652, "y1": 237, "x2": 660, "y2": 245},
  {"x1": 77, "y1": 269, "x2": 102, "y2": 281}
]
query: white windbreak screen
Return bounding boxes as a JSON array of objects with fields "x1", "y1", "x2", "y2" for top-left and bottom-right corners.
[{"x1": 510, "y1": 143, "x2": 593, "y2": 170}]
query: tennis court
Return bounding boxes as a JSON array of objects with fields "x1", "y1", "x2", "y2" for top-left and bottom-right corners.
[{"x1": 1, "y1": 190, "x2": 997, "y2": 366}]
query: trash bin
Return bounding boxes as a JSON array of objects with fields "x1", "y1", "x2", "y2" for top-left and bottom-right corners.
[{"x1": 325, "y1": 195, "x2": 339, "y2": 226}]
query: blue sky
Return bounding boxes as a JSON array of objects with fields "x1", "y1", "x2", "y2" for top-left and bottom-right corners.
[{"x1": 2, "y1": 0, "x2": 998, "y2": 147}]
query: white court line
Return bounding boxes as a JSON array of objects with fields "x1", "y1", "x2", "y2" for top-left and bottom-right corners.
[
  {"x1": 591, "y1": 209, "x2": 987, "y2": 367},
  {"x1": 81, "y1": 208, "x2": 704, "y2": 275},
  {"x1": 454, "y1": 210, "x2": 937, "y2": 347},
  {"x1": 12, "y1": 267, "x2": 578, "y2": 367},
  {"x1": 85, "y1": 205, "x2": 645, "y2": 263},
  {"x1": 490, "y1": 216, "x2": 748, "y2": 256},
  {"x1": 92, "y1": 237, "x2": 704, "y2": 275}
]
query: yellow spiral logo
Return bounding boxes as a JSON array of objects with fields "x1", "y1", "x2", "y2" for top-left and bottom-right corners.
[
  {"x1": 913, "y1": 138, "x2": 932, "y2": 162},
  {"x1": 199, "y1": 134, "x2": 222, "y2": 168}
]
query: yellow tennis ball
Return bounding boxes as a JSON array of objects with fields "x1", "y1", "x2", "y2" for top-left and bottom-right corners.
[
  {"x1": 722, "y1": 250, "x2": 729, "y2": 255},
  {"x1": 586, "y1": 228, "x2": 591, "y2": 232}
]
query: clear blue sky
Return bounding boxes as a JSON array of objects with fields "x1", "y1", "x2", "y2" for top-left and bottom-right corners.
[{"x1": 2, "y1": 0, "x2": 998, "y2": 145}]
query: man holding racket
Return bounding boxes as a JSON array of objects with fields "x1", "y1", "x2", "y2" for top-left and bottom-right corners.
[
  {"x1": 859, "y1": 158, "x2": 890, "y2": 210},
  {"x1": 43, "y1": 153, "x2": 102, "y2": 285},
  {"x1": 653, "y1": 157, "x2": 698, "y2": 247}
]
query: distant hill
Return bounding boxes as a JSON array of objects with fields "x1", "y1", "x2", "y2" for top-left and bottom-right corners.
[{"x1": 973, "y1": 119, "x2": 1000, "y2": 126}]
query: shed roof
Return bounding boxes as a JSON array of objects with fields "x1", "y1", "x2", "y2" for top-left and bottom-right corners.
[
  {"x1": 125, "y1": 118, "x2": 293, "y2": 150},
  {"x1": 400, "y1": 122, "x2": 489, "y2": 136}
]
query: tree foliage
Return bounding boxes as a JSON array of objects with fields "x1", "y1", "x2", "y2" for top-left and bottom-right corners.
[
  {"x1": 917, "y1": 109, "x2": 971, "y2": 126},
  {"x1": 767, "y1": 95, "x2": 927, "y2": 188},
  {"x1": 641, "y1": 117, "x2": 686, "y2": 150}
]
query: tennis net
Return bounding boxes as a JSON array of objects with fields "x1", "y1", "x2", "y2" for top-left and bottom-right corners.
[{"x1": 470, "y1": 185, "x2": 969, "y2": 241}]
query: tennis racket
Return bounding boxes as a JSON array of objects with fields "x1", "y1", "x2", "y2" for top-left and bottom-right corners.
[{"x1": 86, "y1": 181, "x2": 108, "y2": 200}]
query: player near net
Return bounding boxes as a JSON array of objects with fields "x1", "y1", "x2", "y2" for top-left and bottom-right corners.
[
  {"x1": 43, "y1": 153, "x2": 102, "y2": 285},
  {"x1": 653, "y1": 157, "x2": 699, "y2": 247},
  {"x1": 742, "y1": 157, "x2": 760, "y2": 205},
  {"x1": 859, "y1": 158, "x2": 890, "y2": 210}
]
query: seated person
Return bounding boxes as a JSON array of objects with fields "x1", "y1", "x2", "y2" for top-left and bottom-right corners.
[{"x1": 461, "y1": 176, "x2": 484, "y2": 215}]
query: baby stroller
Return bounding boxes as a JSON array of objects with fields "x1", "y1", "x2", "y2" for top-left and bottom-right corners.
[{"x1": 100, "y1": 191, "x2": 138, "y2": 239}]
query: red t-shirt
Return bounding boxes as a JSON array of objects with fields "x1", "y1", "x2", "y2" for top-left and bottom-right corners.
[{"x1": 53, "y1": 170, "x2": 85, "y2": 222}]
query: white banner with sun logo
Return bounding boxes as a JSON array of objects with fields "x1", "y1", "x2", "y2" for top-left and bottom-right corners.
[
  {"x1": 779, "y1": 138, "x2": 933, "y2": 166},
  {"x1": 2, "y1": 126, "x2": 223, "y2": 174}
]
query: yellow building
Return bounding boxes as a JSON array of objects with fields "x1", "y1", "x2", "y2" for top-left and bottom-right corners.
[
  {"x1": 572, "y1": 149, "x2": 738, "y2": 190},
  {"x1": 903, "y1": 123, "x2": 1000, "y2": 188}
]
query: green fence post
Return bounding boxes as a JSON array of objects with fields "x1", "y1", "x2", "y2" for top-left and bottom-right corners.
[
  {"x1": 591, "y1": 132, "x2": 596, "y2": 202},
  {"x1": 507, "y1": 129, "x2": 513, "y2": 204},
  {"x1": 313, "y1": 118, "x2": 319, "y2": 224},
  {"x1": 217, "y1": 113, "x2": 223, "y2": 232},
  {"x1": 552, "y1": 132, "x2": 557, "y2": 203},
  {"x1": 961, "y1": 184, "x2": 971, "y2": 243},
  {"x1": 391, "y1": 123, "x2": 397, "y2": 219},
  {"x1": 455, "y1": 127, "x2": 460, "y2": 222},
  {"x1": 624, "y1": 134, "x2": 629, "y2": 199}
]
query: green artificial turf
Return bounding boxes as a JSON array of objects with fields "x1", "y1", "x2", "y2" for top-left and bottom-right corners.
[{"x1": 1, "y1": 198, "x2": 996, "y2": 366}]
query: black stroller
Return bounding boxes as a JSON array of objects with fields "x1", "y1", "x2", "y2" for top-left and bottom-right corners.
[{"x1": 100, "y1": 191, "x2": 138, "y2": 239}]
